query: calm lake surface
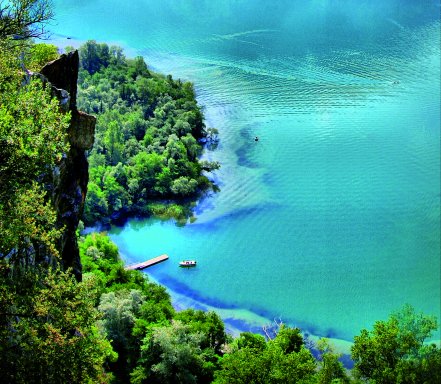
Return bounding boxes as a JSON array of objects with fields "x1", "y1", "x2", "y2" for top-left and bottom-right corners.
[{"x1": 52, "y1": 0, "x2": 440, "y2": 343}]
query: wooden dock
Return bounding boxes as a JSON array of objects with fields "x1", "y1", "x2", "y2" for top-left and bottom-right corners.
[{"x1": 125, "y1": 254, "x2": 169, "y2": 270}]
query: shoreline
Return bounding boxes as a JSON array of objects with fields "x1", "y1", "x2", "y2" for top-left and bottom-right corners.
[
  {"x1": 141, "y1": 269, "x2": 441, "y2": 368},
  {"x1": 141, "y1": 269, "x2": 355, "y2": 356}
]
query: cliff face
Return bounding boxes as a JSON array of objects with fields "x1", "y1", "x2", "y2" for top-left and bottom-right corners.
[{"x1": 40, "y1": 51, "x2": 95, "y2": 280}]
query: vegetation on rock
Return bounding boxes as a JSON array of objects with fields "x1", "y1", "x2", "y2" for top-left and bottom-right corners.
[{"x1": 0, "y1": 41, "x2": 70, "y2": 264}]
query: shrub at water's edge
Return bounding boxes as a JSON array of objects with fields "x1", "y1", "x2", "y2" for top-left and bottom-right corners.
[{"x1": 74, "y1": 41, "x2": 220, "y2": 226}]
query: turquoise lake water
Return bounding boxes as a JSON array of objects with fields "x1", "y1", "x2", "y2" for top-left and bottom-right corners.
[{"x1": 52, "y1": 0, "x2": 440, "y2": 344}]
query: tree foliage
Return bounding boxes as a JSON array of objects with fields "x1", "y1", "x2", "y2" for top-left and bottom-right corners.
[
  {"x1": 175, "y1": 309, "x2": 228, "y2": 355},
  {"x1": 132, "y1": 320, "x2": 205, "y2": 384},
  {"x1": 0, "y1": 34, "x2": 69, "y2": 263},
  {"x1": 75, "y1": 41, "x2": 219, "y2": 225},
  {"x1": 0, "y1": 0, "x2": 54, "y2": 42},
  {"x1": 316, "y1": 339, "x2": 351, "y2": 384},
  {"x1": 25, "y1": 42, "x2": 59, "y2": 70},
  {"x1": 351, "y1": 304, "x2": 441, "y2": 384},
  {"x1": 0, "y1": 265, "x2": 116, "y2": 383},
  {"x1": 214, "y1": 326, "x2": 317, "y2": 384}
]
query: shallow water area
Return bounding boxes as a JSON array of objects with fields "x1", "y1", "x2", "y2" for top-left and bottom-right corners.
[{"x1": 53, "y1": 0, "x2": 441, "y2": 343}]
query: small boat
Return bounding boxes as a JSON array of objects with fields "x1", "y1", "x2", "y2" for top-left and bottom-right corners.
[{"x1": 179, "y1": 260, "x2": 197, "y2": 267}]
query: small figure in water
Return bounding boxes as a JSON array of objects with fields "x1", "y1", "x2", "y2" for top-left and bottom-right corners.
[{"x1": 254, "y1": 136, "x2": 259, "y2": 142}]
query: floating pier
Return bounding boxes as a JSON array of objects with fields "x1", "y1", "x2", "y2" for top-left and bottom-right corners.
[{"x1": 125, "y1": 254, "x2": 169, "y2": 270}]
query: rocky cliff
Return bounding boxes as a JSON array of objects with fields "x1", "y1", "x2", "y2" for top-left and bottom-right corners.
[{"x1": 40, "y1": 51, "x2": 95, "y2": 281}]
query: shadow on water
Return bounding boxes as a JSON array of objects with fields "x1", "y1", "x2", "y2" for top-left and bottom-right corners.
[
  {"x1": 154, "y1": 272, "x2": 352, "y2": 340},
  {"x1": 155, "y1": 273, "x2": 356, "y2": 367},
  {"x1": 234, "y1": 123, "x2": 264, "y2": 168}
]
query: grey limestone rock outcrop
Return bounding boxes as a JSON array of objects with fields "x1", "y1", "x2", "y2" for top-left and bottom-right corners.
[{"x1": 40, "y1": 51, "x2": 95, "y2": 281}]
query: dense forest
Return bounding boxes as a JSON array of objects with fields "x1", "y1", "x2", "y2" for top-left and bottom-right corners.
[
  {"x1": 73, "y1": 40, "x2": 219, "y2": 225},
  {"x1": 0, "y1": 1, "x2": 440, "y2": 383}
]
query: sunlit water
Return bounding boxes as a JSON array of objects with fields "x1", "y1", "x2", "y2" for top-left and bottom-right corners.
[{"x1": 52, "y1": 0, "x2": 440, "y2": 345}]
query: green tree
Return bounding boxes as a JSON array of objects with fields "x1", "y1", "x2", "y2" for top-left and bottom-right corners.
[
  {"x1": 0, "y1": 182, "x2": 63, "y2": 263},
  {"x1": 273, "y1": 325, "x2": 304, "y2": 354},
  {"x1": 102, "y1": 174, "x2": 124, "y2": 213},
  {"x1": 128, "y1": 55, "x2": 150, "y2": 79},
  {"x1": 0, "y1": 266, "x2": 116, "y2": 383},
  {"x1": 200, "y1": 159, "x2": 221, "y2": 172},
  {"x1": 131, "y1": 320, "x2": 204, "y2": 384},
  {"x1": 214, "y1": 326, "x2": 317, "y2": 384},
  {"x1": 170, "y1": 176, "x2": 198, "y2": 196},
  {"x1": 25, "y1": 42, "x2": 58, "y2": 70},
  {"x1": 79, "y1": 40, "x2": 110, "y2": 74},
  {"x1": 129, "y1": 152, "x2": 165, "y2": 193},
  {"x1": 0, "y1": 0, "x2": 54, "y2": 41},
  {"x1": 0, "y1": 50, "x2": 70, "y2": 262},
  {"x1": 236, "y1": 332, "x2": 267, "y2": 352},
  {"x1": 104, "y1": 120, "x2": 124, "y2": 165},
  {"x1": 164, "y1": 134, "x2": 187, "y2": 160},
  {"x1": 79, "y1": 232, "x2": 119, "y2": 275},
  {"x1": 175, "y1": 309, "x2": 228, "y2": 354},
  {"x1": 154, "y1": 166, "x2": 173, "y2": 195},
  {"x1": 109, "y1": 45, "x2": 125, "y2": 65},
  {"x1": 0, "y1": 78, "x2": 70, "y2": 196},
  {"x1": 316, "y1": 339, "x2": 350, "y2": 384},
  {"x1": 98, "y1": 289, "x2": 146, "y2": 381},
  {"x1": 267, "y1": 343, "x2": 317, "y2": 384},
  {"x1": 181, "y1": 133, "x2": 200, "y2": 161},
  {"x1": 214, "y1": 347, "x2": 271, "y2": 384},
  {"x1": 83, "y1": 181, "x2": 109, "y2": 224},
  {"x1": 351, "y1": 304, "x2": 441, "y2": 384}
]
